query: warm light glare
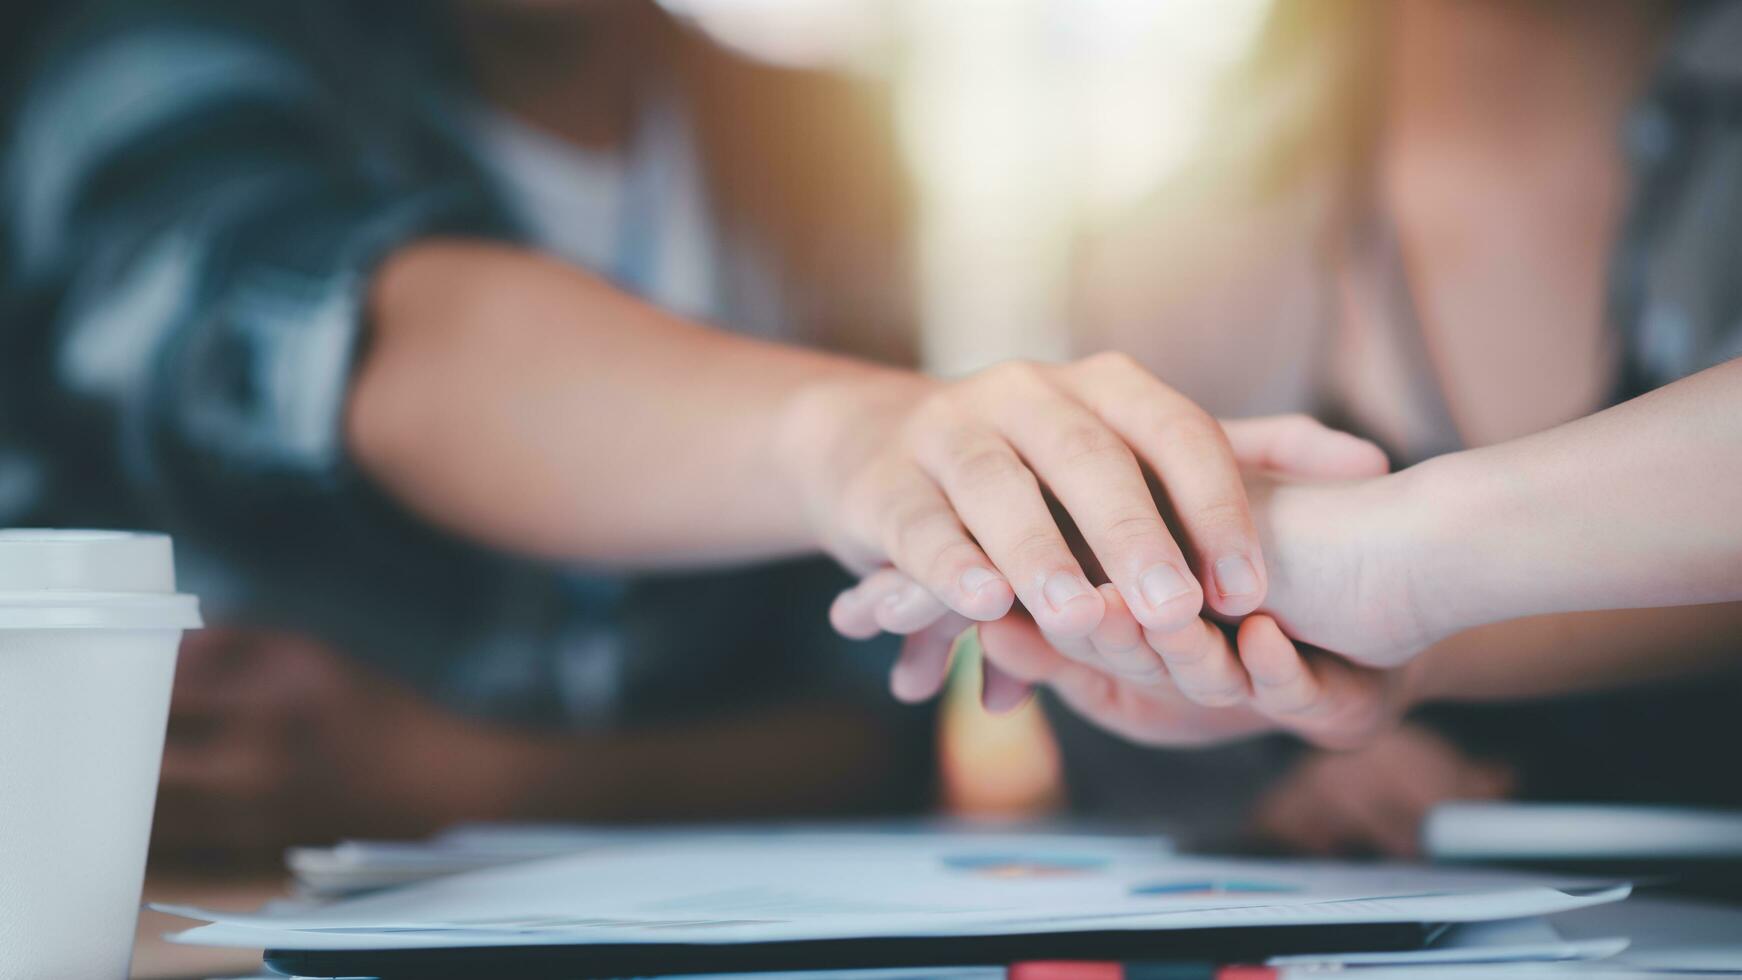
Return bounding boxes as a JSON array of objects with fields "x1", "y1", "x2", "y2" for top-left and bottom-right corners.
[
  {"x1": 658, "y1": 0, "x2": 894, "y2": 69},
  {"x1": 938, "y1": 631, "x2": 1066, "y2": 820},
  {"x1": 1074, "y1": 0, "x2": 1273, "y2": 215},
  {"x1": 896, "y1": 0, "x2": 1274, "y2": 373}
]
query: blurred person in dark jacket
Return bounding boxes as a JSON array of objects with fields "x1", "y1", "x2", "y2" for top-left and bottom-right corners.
[
  {"x1": 0, "y1": 0, "x2": 936, "y2": 860},
  {"x1": 6, "y1": 0, "x2": 1401, "y2": 858}
]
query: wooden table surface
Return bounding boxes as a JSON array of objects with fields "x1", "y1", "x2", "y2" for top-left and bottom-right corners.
[{"x1": 132, "y1": 868, "x2": 289, "y2": 980}]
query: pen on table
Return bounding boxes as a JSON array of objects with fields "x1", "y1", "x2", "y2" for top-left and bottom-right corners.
[{"x1": 1008, "y1": 961, "x2": 1278, "y2": 980}]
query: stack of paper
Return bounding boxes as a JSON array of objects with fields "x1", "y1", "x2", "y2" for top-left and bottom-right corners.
[
  {"x1": 159, "y1": 829, "x2": 1628, "y2": 960},
  {"x1": 288, "y1": 825, "x2": 661, "y2": 896},
  {"x1": 287, "y1": 824, "x2": 1175, "y2": 897}
]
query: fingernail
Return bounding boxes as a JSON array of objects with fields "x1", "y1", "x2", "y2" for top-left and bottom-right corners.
[
  {"x1": 882, "y1": 583, "x2": 929, "y2": 616},
  {"x1": 1214, "y1": 556, "x2": 1261, "y2": 599},
  {"x1": 1138, "y1": 565, "x2": 1194, "y2": 609},
  {"x1": 984, "y1": 687, "x2": 1034, "y2": 715},
  {"x1": 1042, "y1": 572, "x2": 1094, "y2": 612},
  {"x1": 959, "y1": 567, "x2": 1001, "y2": 597}
]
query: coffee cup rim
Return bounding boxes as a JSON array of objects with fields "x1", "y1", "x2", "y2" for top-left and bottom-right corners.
[{"x1": 0, "y1": 592, "x2": 202, "y2": 631}]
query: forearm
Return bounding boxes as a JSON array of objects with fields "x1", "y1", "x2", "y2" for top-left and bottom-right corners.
[
  {"x1": 348, "y1": 239, "x2": 917, "y2": 566},
  {"x1": 1409, "y1": 602, "x2": 1742, "y2": 703},
  {"x1": 1403, "y1": 357, "x2": 1742, "y2": 636}
]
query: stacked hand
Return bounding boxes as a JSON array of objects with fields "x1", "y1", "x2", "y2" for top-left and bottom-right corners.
[
  {"x1": 824, "y1": 406, "x2": 1449, "y2": 750},
  {"x1": 788, "y1": 353, "x2": 1289, "y2": 639}
]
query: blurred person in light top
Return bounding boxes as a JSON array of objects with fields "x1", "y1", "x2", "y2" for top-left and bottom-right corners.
[
  {"x1": 836, "y1": 0, "x2": 1742, "y2": 857},
  {"x1": 1, "y1": 0, "x2": 951, "y2": 855}
]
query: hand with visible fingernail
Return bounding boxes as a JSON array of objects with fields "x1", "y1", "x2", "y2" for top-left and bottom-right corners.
[
  {"x1": 797, "y1": 353, "x2": 1295, "y2": 651},
  {"x1": 833, "y1": 414, "x2": 1440, "y2": 751}
]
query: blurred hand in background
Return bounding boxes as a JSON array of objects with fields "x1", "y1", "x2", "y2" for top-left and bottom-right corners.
[
  {"x1": 1250, "y1": 724, "x2": 1516, "y2": 859},
  {"x1": 155, "y1": 621, "x2": 926, "y2": 865},
  {"x1": 154, "y1": 628, "x2": 536, "y2": 863}
]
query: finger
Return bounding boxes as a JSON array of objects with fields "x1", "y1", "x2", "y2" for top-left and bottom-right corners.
[
  {"x1": 1030, "y1": 588, "x2": 1154, "y2": 681},
  {"x1": 970, "y1": 366, "x2": 1202, "y2": 634},
  {"x1": 984, "y1": 613, "x2": 1268, "y2": 748},
  {"x1": 1039, "y1": 623, "x2": 1101, "y2": 667},
  {"x1": 915, "y1": 405, "x2": 1104, "y2": 636},
  {"x1": 1239, "y1": 615, "x2": 1328, "y2": 717},
  {"x1": 982, "y1": 614, "x2": 1146, "y2": 725},
  {"x1": 1085, "y1": 584, "x2": 1168, "y2": 685},
  {"x1": 1143, "y1": 617, "x2": 1251, "y2": 707},
  {"x1": 871, "y1": 468, "x2": 1017, "y2": 622},
  {"x1": 875, "y1": 580, "x2": 955, "y2": 635},
  {"x1": 978, "y1": 613, "x2": 1083, "y2": 687},
  {"x1": 889, "y1": 615, "x2": 972, "y2": 703},
  {"x1": 830, "y1": 582, "x2": 889, "y2": 640},
  {"x1": 988, "y1": 626, "x2": 1125, "y2": 727},
  {"x1": 981, "y1": 658, "x2": 1034, "y2": 714},
  {"x1": 1222, "y1": 414, "x2": 1391, "y2": 479},
  {"x1": 831, "y1": 568, "x2": 950, "y2": 638},
  {"x1": 1237, "y1": 615, "x2": 1391, "y2": 749},
  {"x1": 1066, "y1": 353, "x2": 1265, "y2": 617}
]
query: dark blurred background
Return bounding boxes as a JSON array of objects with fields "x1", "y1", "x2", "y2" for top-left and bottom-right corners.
[{"x1": 2, "y1": 0, "x2": 1740, "y2": 871}]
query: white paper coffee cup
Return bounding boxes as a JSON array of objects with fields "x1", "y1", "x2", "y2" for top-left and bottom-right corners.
[{"x1": 0, "y1": 530, "x2": 201, "y2": 980}]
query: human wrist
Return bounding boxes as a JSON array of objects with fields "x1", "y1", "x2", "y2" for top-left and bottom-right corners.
[
  {"x1": 1387, "y1": 448, "x2": 1525, "y2": 641},
  {"x1": 771, "y1": 368, "x2": 935, "y2": 558},
  {"x1": 1260, "y1": 470, "x2": 1438, "y2": 664}
]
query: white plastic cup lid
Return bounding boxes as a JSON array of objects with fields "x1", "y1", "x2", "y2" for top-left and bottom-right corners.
[{"x1": 0, "y1": 529, "x2": 202, "y2": 630}]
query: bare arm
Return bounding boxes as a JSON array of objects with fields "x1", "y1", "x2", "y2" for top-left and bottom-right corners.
[
  {"x1": 348, "y1": 239, "x2": 899, "y2": 567},
  {"x1": 347, "y1": 239, "x2": 1290, "y2": 646},
  {"x1": 1234, "y1": 361, "x2": 1742, "y2": 728},
  {"x1": 841, "y1": 358, "x2": 1742, "y2": 748},
  {"x1": 1180, "y1": 358, "x2": 1742, "y2": 736},
  {"x1": 1399, "y1": 356, "x2": 1742, "y2": 637}
]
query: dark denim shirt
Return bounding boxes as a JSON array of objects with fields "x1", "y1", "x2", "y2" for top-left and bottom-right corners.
[
  {"x1": 0, "y1": 0, "x2": 902, "y2": 732},
  {"x1": 1612, "y1": 0, "x2": 1742, "y2": 396}
]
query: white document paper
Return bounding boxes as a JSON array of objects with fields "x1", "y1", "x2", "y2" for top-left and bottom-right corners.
[
  {"x1": 289, "y1": 825, "x2": 1176, "y2": 898},
  {"x1": 158, "y1": 830, "x2": 1630, "y2": 952},
  {"x1": 1272, "y1": 916, "x2": 1629, "y2": 967}
]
